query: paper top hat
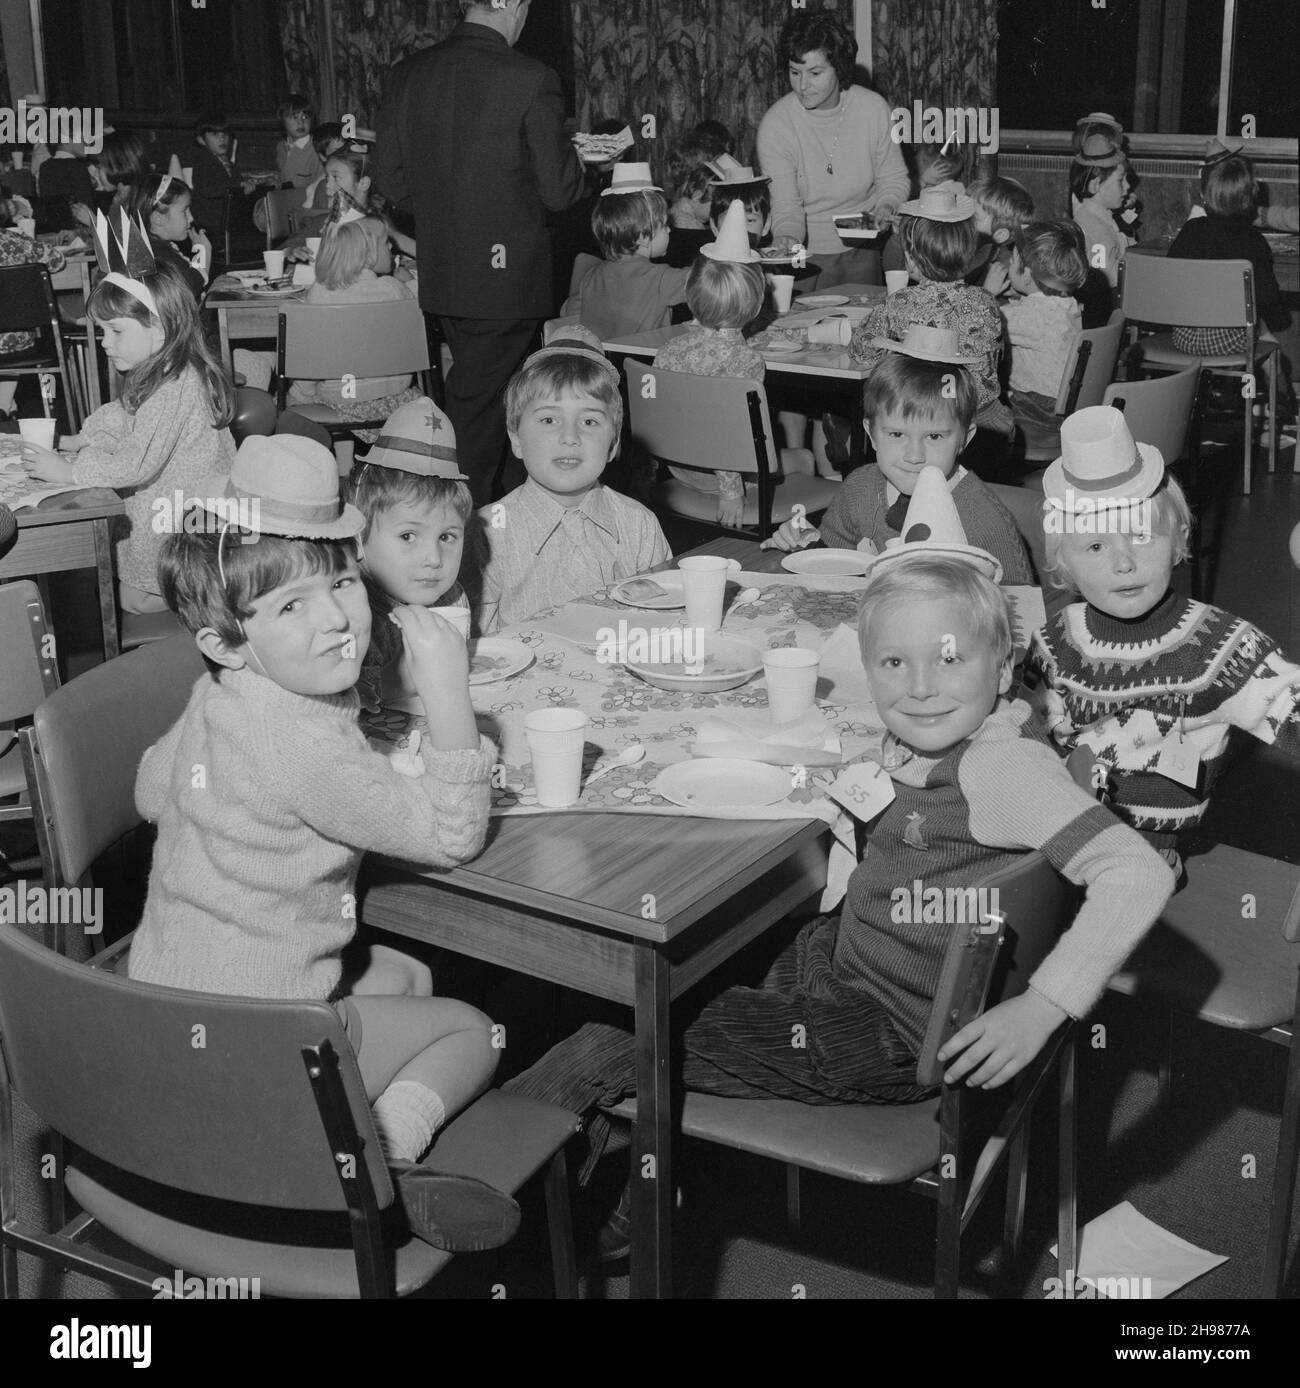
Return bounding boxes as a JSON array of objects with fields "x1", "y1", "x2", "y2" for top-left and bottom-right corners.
[
  {"x1": 1202, "y1": 137, "x2": 1244, "y2": 168},
  {"x1": 701, "y1": 198, "x2": 762, "y2": 263},
  {"x1": 870, "y1": 322, "x2": 982, "y2": 364},
  {"x1": 861, "y1": 464, "x2": 1003, "y2": 581},
  {"x1": 1075, "y1": 133, "x2": 1125, "y2": 167},
  {"x1": 601, "y1": 162, "x2": 661, "y2": 197},
  {"x1": 523, "y1": 324, "x2": 619, "y2": 382},
  {"x1": 194, "y1": 435, "x2": 365, "y2": 539},
  {"x1": 897, "y1": 185, "x2": 975, "y2": 223},
  {"x1": 705, "y1": 153, "x2": 770, "y2": 186},
  {"x1": 365, "y1": 397, "x2": 465, "y2": 480},
  {"x1": 92, "y1": 208, "x2": 158, "y2": 314},
  {"x1": 1042, "y1": 405, "x2": 1166, "y2": 510}
]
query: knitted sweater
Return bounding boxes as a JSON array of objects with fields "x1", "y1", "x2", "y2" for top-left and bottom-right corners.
[
  {"x1": 562, "y1": 254, "x2": 691, "y2": 342},
  {"x1": 71, "y1": 366, "x2": 236, "y2": 595},
  {"x1": 817, "y1": 464, "x2": 1035, "y2": 584},
  {"x1": 1026, "y1": 591, "x2": 1300, "y2": 836},
  {"x1": 129, "y1": 666, "x2": 494, "y2": 1000},
  {"x1": 835, "y1": 699, "x2": 1173, "y2": 1052}
]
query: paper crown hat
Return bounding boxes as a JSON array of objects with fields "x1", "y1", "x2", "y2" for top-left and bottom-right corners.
[
  {"x1": 701, "y1": 198, "x2": 762, "y2": 263},
  {"x1": 601, "y1": 162, "x2": 661, "y2": 196},
  {"x1": 705, "y1": 153, "x2": 770, "y2": 186},
  {"x1": 523, "y1": 323, "x2": 619, "y2": 381},
  {"x1": 897, "y1": 185, "x2": 976, "y2": 223},
  {"x1": 869, "y1": 322, "x2": 982, "y2": 364},
  {"x1": 1202, "y1": 137, "x2": 1245, "y2": 168},
  {"x1": 1075, "y1": 133, "x2": 1125, "y2": 167},
  {"x1": 194, "y1": 435, "x2": 365, "y2": 540},
  {"x1": 1042, "y1": 405, "x2": 1165, "y2": 511},
  {"x1": 861, "y1": 464, "x2": 1003, "y2": 581},
  {"x1": 92, "y1": 208, "x2": 158, "y2": 315},
  {"x1": 364, "y1": 396, "x2": 465, "y2": 480}
]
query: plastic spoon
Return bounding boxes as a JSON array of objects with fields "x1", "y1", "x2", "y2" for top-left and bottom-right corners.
[{"x1": 585, "y1": 744, "x2": 646, "y2": 785}]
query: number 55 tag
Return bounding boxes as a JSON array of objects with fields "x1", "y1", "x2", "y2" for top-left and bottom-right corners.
[{"x1": 823, "y1": 762, "x2": 896, "y2": 821}]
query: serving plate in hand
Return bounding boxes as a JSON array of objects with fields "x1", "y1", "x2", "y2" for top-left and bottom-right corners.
[
  {"x1": 834, "y1": 217, "x2": 883, "y2": 243},
  {"x1": 781, "y1": 548, "x2": 873, "y2": 576},
  {"x1": 626, "y1": 634, "x2": 762, "y2": 694},
  {"x1": 654, "y1": 759, "x2": 792, "y2": 809}
]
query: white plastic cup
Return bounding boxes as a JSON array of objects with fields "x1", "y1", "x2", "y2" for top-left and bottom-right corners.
[
  {"x1": 18, "y1": 418, "x2": 56, "y2": 450},
  {"x1": 885, "y1": 270, "x2": 909, "y2": 295},
  {"x1": 306, "y1": 236, "x2": 322, "y2": 260},
  {"x1": 763, "y1": 647, "x2": 820, "y2": 723},
  {"x1": 262, "y1": 249, "x2": 286, "y2": 279},
  {"x1": 677, "y1": 555, "x2": 730, "y2": 634},
  {"x1": 428, "y1": 605, "x2": 471, "y2": 639},
  {"x1": 524, "y1": 708, "x2": 589, "y2": 808},
  {"x1": 768, "y1": 273, "x2": 795, "y2": 314},
  {"x1": 807, "y1": 319, "x2": 851, "y2": 347}
]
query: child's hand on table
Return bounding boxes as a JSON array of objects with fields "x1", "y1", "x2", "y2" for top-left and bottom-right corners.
[
  {"x1": 761, "y1": 517, "x2": 821, "y2": 552},
  {"x1": 937, "y1": 990, "x2": 1068, "y2": 1089},
  {"x1": 19, "y1": 445, "x2": 75, "y2": 483}
]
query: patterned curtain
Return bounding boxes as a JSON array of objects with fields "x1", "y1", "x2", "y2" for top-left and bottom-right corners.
[{"x1": 870, "y1": 0, "x2": 998, "y2": 113}]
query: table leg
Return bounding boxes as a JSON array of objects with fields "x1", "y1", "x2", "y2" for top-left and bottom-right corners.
[
  {"x1": 218, "y1": 309, "x2": 232, "y2": 376},
  {"x1": 630, "y1": 943, "x2": 672, "y2": 1299},
  {"x1": 92, "y1": 517, "x2": 120, "y2": 660}
]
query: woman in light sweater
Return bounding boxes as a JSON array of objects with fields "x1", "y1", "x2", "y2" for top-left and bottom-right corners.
[{"x1": 756, "y1": 10, "x2": 909, "y2": 290}]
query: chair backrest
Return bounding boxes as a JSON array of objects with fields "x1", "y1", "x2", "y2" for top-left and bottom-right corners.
[
  {"x1": 0, "y1": 922, "x2": 392, "y2": 1211},
  {"x1": 260, "y1": 188, "x2": 299, "y2": 245},
  {"x1": 0, "y1": 580, "x2": 59, "y2": 725},
  {"x1": 1120, "y1": 256, "x2": 1256, "y2": 331},
  {"x1": 1073, "y1": 309, "x2": 1126, "y2": 412},
  {"x1": 0, "y1": 262, "x2": 60, "y2": 338},
  {"x1": 623, "y1": 361, "x2": 777, "y2": 478},
  {"x1": 20, "y1": 632, "x2": 208, "y2": 888},
  {"x1": 1103, "y1": 364, "x2": 1200, "y2": 468},
  {"x1": 985, "y1": 482, "x2": 1048, "y2": 585},
  {"x1": 276, "y1": 300, "x2": 431, "y2": 398},
  {"x1": 916, "y1": 851, "x2": 1078, "y2": 1086}
]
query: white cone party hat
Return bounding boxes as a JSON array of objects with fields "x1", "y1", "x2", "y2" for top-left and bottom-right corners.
[
  {"x1": 701, "y1": 197, "x2": 761, "y2": 263},
  {"x1": 861, "y1": 464, "x2": 1003, "y2": 581}
]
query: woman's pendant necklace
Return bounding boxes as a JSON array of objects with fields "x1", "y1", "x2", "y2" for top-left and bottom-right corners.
[{"x1": 810, "y1": 95, "x2": 847, "y2": 177}]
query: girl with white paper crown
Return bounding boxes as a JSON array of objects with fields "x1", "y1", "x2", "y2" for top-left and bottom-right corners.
[{"x1": 19, "y1": 209, "x2": 235, "y2": 613}]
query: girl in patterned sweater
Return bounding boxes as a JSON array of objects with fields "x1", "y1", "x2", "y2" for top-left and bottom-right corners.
[{"x1": 1027, "y1": 405, "x2": 1300, "y2": 872}]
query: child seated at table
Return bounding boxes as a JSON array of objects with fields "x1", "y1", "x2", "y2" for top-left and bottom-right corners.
[
  {"x1": 965, "y1": 174, "x2": 1034, "y2": 289},
  {"x1": 131, "y1": 173, "x2": 211, "y2": 299},
  {"x1": 763, "y1": 330, "x2": 1034, "y2": 583},
  {"x1": 275, "y1": 94, "x2": 324, "y2": 191},
  {"x1": 132, "y1": 432, "x2": 518, "y2": 1252},
  {"x1": 189, "y1": 112, "x2": 260, "y2": 240},
  {"x1": 849, "y1": 186, "x2": 1010, "y2": 438},
  {"x1": 706, "y1": 156, "x2": 773, "y2": 253},
  {"x1": 1000, "y1": 221, "x2": 1088, "y2": 455},
  {"x1": 468, "y1": 329, "x2": 671, "y2": 633},
  {"x1": 1026, "y1": 405, "x2": 1300, "y2": 879},
  {"x1": 19, "y1": 246, "x2": 235, "y2": 615},
  {"x1": 351, "y1": 395, "x2": 473, "y2": 713},
  {"x1": 504, "y1": 518, "x2": 1173, "y2": 1258},
  {"x1": 562, "y1": 164, "x2": 691, "y2": 341}
]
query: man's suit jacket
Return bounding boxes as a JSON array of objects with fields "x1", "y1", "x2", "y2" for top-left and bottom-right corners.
[{"x1": 375, "y1": 21, "x2": 585, "y2": 320}]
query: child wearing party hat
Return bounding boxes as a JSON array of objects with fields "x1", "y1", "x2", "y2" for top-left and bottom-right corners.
[
  {"x1": 350, "y1": 396, "x2": 473, "y2": 712},
  {"x1": 764, "y1": 325, "x2": 1033, "y2": 583},
  {"x1": 705, "y1": 154, "x2": 773, "y2": 252},
  {"x1": 132, "y1": 432, "x2": 520, "y2": 1252},
  {"x1": 561, "y1": 163, "x2": 691, "y2": 340},
  {"x1": 1026, "y1": 405, "x2": 1300, "y2": 876},
  {"x1": 1069, "y1": 134, "x2": 1130, "y2": 288}
]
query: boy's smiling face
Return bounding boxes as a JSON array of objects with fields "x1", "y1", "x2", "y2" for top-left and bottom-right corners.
[
  {"x1": 509, "y1": 387, "x2": 618, "y2": 507},
  {"x1": 867, "y1": 405, "x2": 976, "y2": 496},
  {"x1": 362, "y1": 497, "x2": 464, "y2": 606},
  {"x1": 862, "y1": 593, "x2": 1012, "y2": 756}
]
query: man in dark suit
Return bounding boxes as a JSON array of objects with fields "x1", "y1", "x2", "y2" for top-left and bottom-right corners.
[{"x1": 376, "y1": 0, "x2": 587, "y2": 503}]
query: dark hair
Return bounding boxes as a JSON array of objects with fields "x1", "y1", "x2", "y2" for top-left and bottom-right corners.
[
  {"x1": 778, "y1": 12, "x2": 858, "y2": 90},
  {"x1": 666, "y1": 128, "x2": 731, "y2": 196},
  {"x1": 98, "y1": 130, "x2": 149, "y2": 190},
  {"x1": 685, "y1": 257, "x2": 766, "y2": 330},
  {"x1": 159, "y1": 530, "x2": 357, "y2": 648},
  {"x1": 195, "y1": 112, "x2": 231, "y2": 138},
  {"x1": 1202, "y1": 154, "x2": 1258, "y2": 219},
  {"x1": 351, "y1": 465, "x2": 474, "y2": 538},
  {"x1": 87, "y1": 258, "x2": 234, "y2": 426},
  {"x1": 691, "y1": 120, "x2": 733, "y2": 154},
  {"x1": 591, "y1": 189, "x2": 668, "y2": 259},
  {"x1": 1068, "y1": 159, "x2": 1122, "y2": 204},
  {"x1": 278, "y1": 94, "x2": 316, "y2": 125},
  {"x1": 895, "y1": 213, "x2": 978, "y2": 282},
  {"x1": 863, "y1": 353, "x2": 978, "y2": 433},
  {"x1": 129, "y1": 171, "x2": 191, "y2": 224},
  {"x1": 311, "y1": 121, "x2": 344, "y2": 158},
  {"x1": 708, "y1": 180, "x2": 772, "y2": 234}
]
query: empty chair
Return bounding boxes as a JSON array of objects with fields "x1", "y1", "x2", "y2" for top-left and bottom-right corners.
[
  {"x1": 0, "y1": 582, "x2": 59, "y2": 877},
  {"x1": 0, "y1": 263, "x2": 84, "y2": 432},
  {"x1": 257, "y1": 188, "x2": 301, "y2": 247}
]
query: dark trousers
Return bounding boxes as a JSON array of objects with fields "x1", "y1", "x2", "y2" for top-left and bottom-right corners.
[{"x1": 434, "y1": 315, "x2": 541, "y2": 506}]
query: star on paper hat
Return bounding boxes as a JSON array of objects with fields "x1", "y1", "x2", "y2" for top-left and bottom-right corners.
[
  {"x1": 364, "y1": 396, "x2": 466, "y2": 480},
  {"x1": 701, "y1": 198, "x2": 761, "y2": 263},
  {"x1": 860, "y1": 464, "x2": 1003, "y2": 581}
]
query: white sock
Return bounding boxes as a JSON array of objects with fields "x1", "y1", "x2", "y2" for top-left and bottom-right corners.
[{"x1": 372, "y1": 1080, "x2": 447, "y2": 1164}]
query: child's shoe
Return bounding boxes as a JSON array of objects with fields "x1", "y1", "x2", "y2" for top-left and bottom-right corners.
[{"x1": 390, "y1": 1162, "x2": 522, "y2": 1252}]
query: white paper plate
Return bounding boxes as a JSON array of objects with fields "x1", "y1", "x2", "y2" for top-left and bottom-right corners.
[
  {"x1": 227, "y1": 270, "x2": 265, "y2": 284},
  {"x1": 467, "y1": 637, "x2": 534, "y2": 685},
  {"x1": 626, "y1": 634, "x2": 762, "y2": 694},
  {"x1": 612, "y1": 560, "x2": 741, "y2": 610},
  {"x1": 244, "y1": 283, "x2": 306, "y2": 298},
  {"x1": 654, "y1": 759, "x2": 792, "y2": 809},
  {"x1": 760, "y1": 340, "x2": 805, "y2": 356},
  {"x1": 796, "y1": 294, "x2": 849, "y2": 309},
  {"x1": 781, "y1": 548, "x2": 873, "y2": 576},
  {"x1": 756, "y1": 251, "x2": 802, "y2": 266}
]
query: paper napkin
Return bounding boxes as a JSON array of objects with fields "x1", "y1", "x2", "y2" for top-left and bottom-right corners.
[{"x1": 693, "y1": 709, "x2": 842, "y2": 765}]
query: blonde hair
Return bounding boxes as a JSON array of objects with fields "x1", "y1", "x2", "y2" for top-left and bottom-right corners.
[
  {"x1": 314, "y1": 217, "x2": 388, "y2": 291},
  {"x1": 858, "y1": 556, "x2": 1012, "y2": 666},
  {"x1": 1042, "y1": 475, "x2": 1193, "y2": 588},
  {"x1": 686, "y1": 258, "x2": 765, "y2": 330}
]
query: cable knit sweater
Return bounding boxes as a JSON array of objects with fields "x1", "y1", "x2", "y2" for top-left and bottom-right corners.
[
  {"x1": 1026, "y1": 591, "x2": 1300, "y2": 837},
  {"x1": 129, "y1": 666, "x2": 495, "y2": 1000},
  {"x1": 836, "y1": 699, "x2": 1173, "y2": 1051},
  {"x1": 71, "y1": 367, "x2": 235, "y2": 595}
]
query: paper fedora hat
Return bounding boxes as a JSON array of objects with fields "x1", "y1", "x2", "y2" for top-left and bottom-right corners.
[
  {"x1": 1042, "y1": 405, "x2": 1166, "y2": 510},
  {"x1": 705, "y1": 153, "x2": 770, "y2": 186},
  {"x1": 1075, "y1": 133, "x2": 1125, "y2": 167},
  {"x1": 897, "y1": 186, "x2": 975, "y2": 222},
  {"x1": 1076, "y1": 112, "x2": 1123, "y2": 131},
  {"x1": 601, "y1": 162, "x2": 661, "y2": 196},
  {"x1": 870, "y1": 322, "x2": 982, "y2": 364},
  {"x1": 701, "y1": 198, "x2": 762, "y2": 263},
  {"x1": 194, "y1": 434, "x2": 364, "y2": 540},
  {"x1": 861, "y1": 464, "x2": 1002, "y2": 581},
  {"x1": 364, "y1": 396, "x2": 465, "y2": 480},
  {"x1": 1202, "y1": 137, "x2": 1245, "y2": 168}
]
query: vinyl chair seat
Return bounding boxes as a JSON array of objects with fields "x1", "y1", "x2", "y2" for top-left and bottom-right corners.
[
  {"x1": 119, "y1": 610, "x2": 183, "y2": 650},
  {"x1": 611, "y1": 1091, "x2": 942, "y2": 1184},
  {"x1": 65, "y1": 1090, "x2": 579, "y2": 1299},
  {"x1": 1108, "y1": 844, "x2": 1300, "y2": 1032},
  {"x1": 1132, "y1": 331, "x2": 1279, "y2": 372},
  {"x1": 654, "y1": 474, "x2": 839, "y2": 530}
]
